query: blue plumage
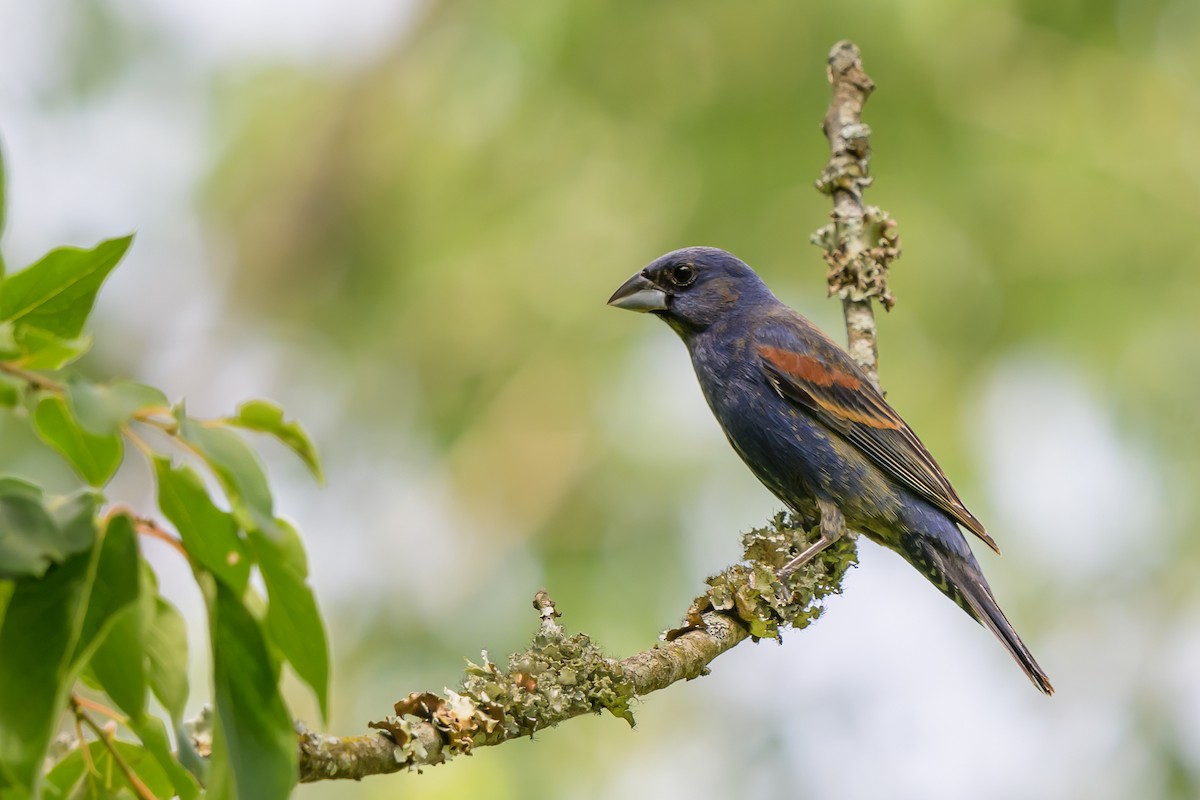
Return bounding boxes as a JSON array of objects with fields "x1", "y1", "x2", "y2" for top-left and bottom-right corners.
[{"x1": 609, "y1": 246, "x2": 1053, "y2": 694}]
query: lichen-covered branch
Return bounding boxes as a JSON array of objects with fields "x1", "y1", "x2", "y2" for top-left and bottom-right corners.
[
  {"x1": 291, "y1": 513, "x2": 857, "y2": 782},
  {"x1": 811, "y1": 40, "x2": 902, "y2": 390}
]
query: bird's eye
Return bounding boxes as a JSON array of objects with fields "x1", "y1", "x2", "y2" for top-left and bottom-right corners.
[{"x1": 669, "y1": 264, "x2": 696, "y2": 286}]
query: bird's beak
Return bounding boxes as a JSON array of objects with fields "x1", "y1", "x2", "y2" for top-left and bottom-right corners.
[{"x1": 607, "y1": 272, "x2": 669, "y2": 313}]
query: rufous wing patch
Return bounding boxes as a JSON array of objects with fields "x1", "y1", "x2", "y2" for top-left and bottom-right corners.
[
  {"x1": 758, "y1": 343, "x2": 998, "y2": 552},
  {"x1": 758, "y1": 345, "x2": 901, "y2": 429},
  {"x1": 757, "y1": 345, "x2": 861, "y2": 389}
]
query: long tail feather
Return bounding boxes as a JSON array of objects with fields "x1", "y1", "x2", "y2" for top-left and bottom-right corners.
[{"x1": 902, "y1": 533, "x2": 1054, "y2": 695}]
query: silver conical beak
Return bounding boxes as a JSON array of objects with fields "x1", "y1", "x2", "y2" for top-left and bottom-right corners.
[{"x1": 607, "y1": 272, "x2": 668, "y2": 312}]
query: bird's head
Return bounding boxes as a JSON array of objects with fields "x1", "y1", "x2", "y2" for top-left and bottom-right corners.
[{"x1": 607, "y1": 247, "x2": 773, "y2": 337}]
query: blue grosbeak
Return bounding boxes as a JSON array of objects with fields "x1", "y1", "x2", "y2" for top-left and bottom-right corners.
[{"x1": 609, "y1": 246, "x2": 1052, "y2": 694}]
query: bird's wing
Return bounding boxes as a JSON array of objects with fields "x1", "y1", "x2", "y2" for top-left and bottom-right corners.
[{"x1": 755, "y1": 315, "x2": 999, "y2": 554}]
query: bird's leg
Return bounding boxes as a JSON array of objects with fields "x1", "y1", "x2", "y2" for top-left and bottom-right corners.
[{"x1": 777, "y1": 499, "x2": 845, "y2": 579}]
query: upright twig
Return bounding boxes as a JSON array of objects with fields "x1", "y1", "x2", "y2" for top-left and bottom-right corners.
[{"x1": 812, "y1": 40, "x2": 902, "y2": 390}]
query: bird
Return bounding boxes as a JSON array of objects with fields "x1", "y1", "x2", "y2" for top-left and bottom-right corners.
[{"x1": 607, "y1": 246, "x2": 1053, "y2": 694}]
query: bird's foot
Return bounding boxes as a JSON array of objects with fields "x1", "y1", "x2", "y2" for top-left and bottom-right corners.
[{"x1": 777, "y1": 499, "x2": 845, "y2": 579}]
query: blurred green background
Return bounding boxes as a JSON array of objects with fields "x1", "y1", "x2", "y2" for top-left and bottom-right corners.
[{"x1": 3, "y1": 0, "x2": 1200, "y2": 797}]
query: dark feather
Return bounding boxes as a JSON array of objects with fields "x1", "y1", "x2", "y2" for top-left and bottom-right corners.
[
  {"x1": 755, "y1": 317, "x2": 1000, "y2": 555},
  {"x1": 899, "y1": 532, "x2": 1053, "y2": 694}
]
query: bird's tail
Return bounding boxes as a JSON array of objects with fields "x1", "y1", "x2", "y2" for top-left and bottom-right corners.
[{"x1": 901, "y1": 533, "x2": 1054, "y2": 695}]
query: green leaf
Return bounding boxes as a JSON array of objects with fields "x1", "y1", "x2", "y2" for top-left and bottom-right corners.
[
  {"x1": 208, "y1": 580, "x2": 298, "y2": 800},
  {"x1": 0, "y1": 556, "x2": 92, "y2": 795},
  {"x1": 71, "y1": 515, "x2": 140, "y2": 666},
  {"x1": 204, "y1": 709, "x2": 237, "y2": 800},
  {"x1": 10, "y1": 327, "x2": 92, "y2": 370},
  {"x1": 0, "y1": 515, "x2": 138, "y2": 796},
  {"x1": 153, "y1": 457, "x2": 250, "y2": 593},
  {"x1": 224, "y1": 399, "x2": 324, "y2": 483},
  {"x1": 33, "y1": 395, "x2": 123, "y2": 486},
  {"x1": 0, "y1": 320, "x2": 17, "y2": 358},
  {"x1": 50, "y1": 490, "x2": 102, "y2": 558},
  {"x1": 145, "y1": 595, "x2": 189, "y2": 721},
  {"x1": 128, "y1": 716, "x2": 200, "y2": 800},
  {"x1": 87, "y1": 605, "x2": 146, "y2": 717},
  {"x1": 0, "y1": 483, "x2": 62, "y2": 581},
  {"x1": 0, "y1": 476, "x2": 41, "y2": 502},
  {"x1": 0, "y1": 481, "x2": 97, "y2": 580},
  {"x1": 43, "y1": 739, "x2": 174, "y2": 800},
  {"x1": 65, "y1": 376, "x2": 167, "y2": 436},
  {"x1": 0, "y1": 236, "x2": 132, "y2": 338},
  {"x1": 248, "y1": 519, "x2": 330, "y2": 721},
  {"x1": 0, "y1": 374, "x2": 19, "y2": 408},
  {"x1": 88, "y1": 563, "x2": 148, "y2": 720},
  {"x1": 175, "y1": 412, "x2": 276, "y2": 536}
]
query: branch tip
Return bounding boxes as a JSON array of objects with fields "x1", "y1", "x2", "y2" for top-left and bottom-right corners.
[
  {"x1": 812, "y1": 40, "x2": 899, "y2": 389},
  {"x1": 532, "y1": 589, "x2": 563, "y2": 637}
]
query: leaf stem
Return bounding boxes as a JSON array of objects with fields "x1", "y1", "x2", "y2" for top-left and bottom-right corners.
[
  {"x1": 103, "y1": 504, "x2": 191, "y2": 561},
  {"x1": 72, "y1": 694, "x2": 129, "y2": 724},
  {"x1": 122, "y1": 424, "x2": 158, "y2": 458},
  {"x1": 131, "y1": 408, "x2": 178, "y2": 435},
  {"x1": 0, "y1": 361, "x2": 63, "y2": 392},
  {"x1": 73, "y1": 711, "x2": 97, "y2": 779},
  {"x1": 136, "y1": 519, "x2": 189, "y2": 560},
  {"x1": 71, "y1": 697, "x2": 159, "y2": 800}
]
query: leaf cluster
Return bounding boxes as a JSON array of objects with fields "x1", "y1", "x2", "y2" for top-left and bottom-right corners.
[{"x1": 0, "y1": 147, "x2": 329, "y2": 800}]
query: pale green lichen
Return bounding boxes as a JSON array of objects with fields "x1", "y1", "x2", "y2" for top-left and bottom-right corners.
[
  {"x1": 368, "y1": 604, "x2": 634, "y2": 769},
  {"x1": 462, "y1": 623, "x2": 635, "y2": 742},
  {"x1": 688, "y1": 511, "x2": 858, "y2": 642},
  {"x1": 811, "y1": 205, "x2": 901, "y2": 310},
  {"x1": 366, "y1": 513, "x2": 856, "y2": 773}
]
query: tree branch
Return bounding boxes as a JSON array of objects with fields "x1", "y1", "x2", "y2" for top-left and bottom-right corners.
[
  {"x1": 284, "y1": 512, "x2": 856, "y2": 782},
  {"x1": 812, "y1": 40, "x2": 902, "y2": 390}
]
